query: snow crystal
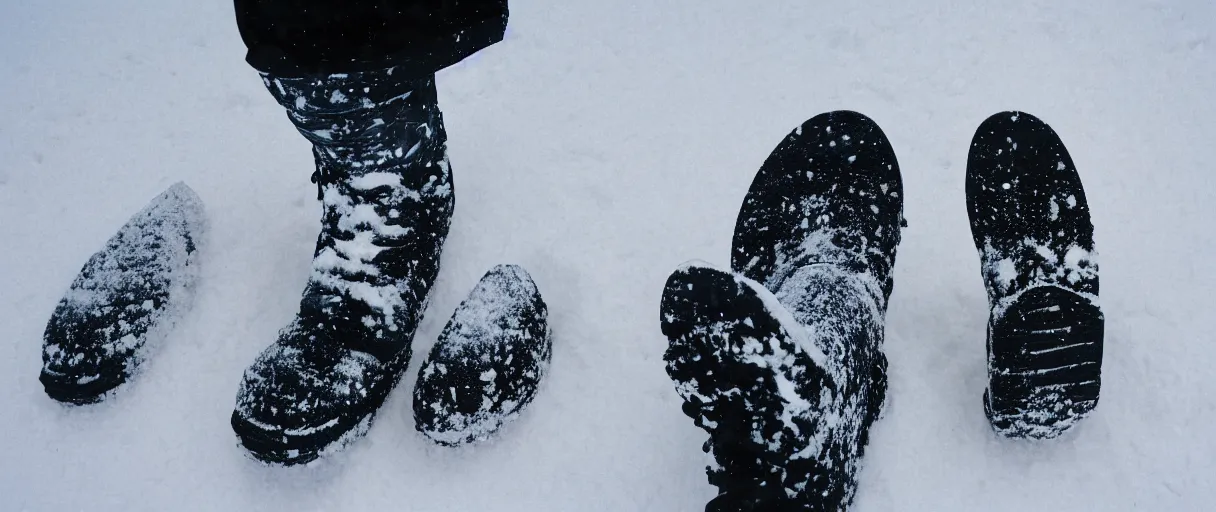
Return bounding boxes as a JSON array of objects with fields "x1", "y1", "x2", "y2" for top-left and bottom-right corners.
[
  {"x1": 993, "y1": 257, "x2": 1018, "y2": 293},
  {"x1": 1063, "y1": 245, "x2": 1093, "y2": 271}
]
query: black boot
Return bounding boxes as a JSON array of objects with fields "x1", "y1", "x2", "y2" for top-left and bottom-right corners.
[
  {"x1": 662, "y1": 263, "x2": 836, "y2": 512},
  {"x1": 40, "y1": 183, "x2": 205, "y2": 404},
  {"x1": 967, "y1": 111, "x2": 1103, "y2": 439},
  {"x1": 661, "y1": 111, "x2": 903, "y2": 511},
  {"x1": 231, "y1": 68, "x2": 453, "y2": 465},
  {"x1": 413, "y1": 264, "x2": 552, "y2": 446}
]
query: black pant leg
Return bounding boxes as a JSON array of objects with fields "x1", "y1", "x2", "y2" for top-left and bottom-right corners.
[{"x1": 234, "y1": 0, "x2": 508, "y2": 78}]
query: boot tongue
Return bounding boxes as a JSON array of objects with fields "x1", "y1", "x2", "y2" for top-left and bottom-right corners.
[
  {"x1": 297, "y1": 284, "x2": 405, "y2": 363},
  {"x1": 266, "y1": 72, "x2": 446, "y2": 366},
  {"x1": 297, "y1": 136, "x2": 437, "y2": 366}
]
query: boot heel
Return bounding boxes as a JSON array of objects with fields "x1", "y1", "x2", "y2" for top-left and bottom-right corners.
[{"x1": 986, "y1": 286, "x2": 1104, "y2": 438}]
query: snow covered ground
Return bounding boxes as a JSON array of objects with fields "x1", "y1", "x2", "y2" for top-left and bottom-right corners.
[{"x1": 2, "y1": 0, "x2": 1214, "y2": 509}]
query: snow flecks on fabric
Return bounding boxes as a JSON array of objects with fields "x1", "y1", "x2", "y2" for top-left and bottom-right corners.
[
  {"x1": 304, "y1": 124, "x2": 450, "y2": 338},
  {"x1": 980, "y1": 238, "x2": 1099, "y2": 313},
  {"x1": 766, "y1": 220, "x2": 888, "y2": 311},
  {"x1": 736, "y1": 271, "x2": 826, "y2": 368},
  {"x1": 662, "y1": 261, "x2": 887, "y2": 509},
  {"x1": 773, "y1": 263, "x2": 886, "y2": 498}
]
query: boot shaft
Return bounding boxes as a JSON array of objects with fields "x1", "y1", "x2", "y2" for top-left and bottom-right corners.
[
  {"x1": 261, "y1": 68, "x2": 446, "y2": 179},
  {"x1": 260, "y1": 68, "x2": 455, "y2": 362},
  {"x1": 733, "y1": 111, "x2": 904, "y2": 309}
]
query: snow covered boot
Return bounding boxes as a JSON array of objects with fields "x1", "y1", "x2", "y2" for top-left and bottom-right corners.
[
  {"x1": 40, "y1": 183, "x2": 205, "y2": 404},
  {"x1": 967, "y1": 111, "x2": 1103, "y2": 439},
  {"x1": 413, "y1": 264, "x2": 552, "y2": 446},
  {"x1": 661, "y1": 111, "x2": 903, "y2": 511},
  {"x1": 231, "y1": 69, "x2": 453, "y2": 465}
]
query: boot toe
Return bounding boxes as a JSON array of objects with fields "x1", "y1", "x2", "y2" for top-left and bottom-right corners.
[
  {"x1": 40, "y1": 334, "x2": 130, "y2": 405},
  {"x1": 232, "y1": 340, "x2": 383, "y2": 465},
  {"x1": 413, "y1": 264, "x2": 551, "y2": 446},
  {"x1": 39, "y1": 364, "x2": 123, "y2": 405}
]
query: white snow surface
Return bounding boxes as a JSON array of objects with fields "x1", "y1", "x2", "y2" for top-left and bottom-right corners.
[{"x1": 2, "y1": 0, "x2": 1215, "y2": 510}]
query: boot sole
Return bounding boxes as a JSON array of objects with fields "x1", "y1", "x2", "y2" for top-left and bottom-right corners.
[
  {"x1": 39, "y1": 368, "x2": 124, "y2": 405},
  {"x1": 661, "y1": 262, "x2": 825, "y2": 434},
  {"x1": 985, "y1": 286, "x2": 1103, "y2": 439},
  {"x1": 966, "y1": 111, "x2": 1103, "y2": 439},
  {"x1": 660, "y1": 262, "x2": 841, "y2": 507}
]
